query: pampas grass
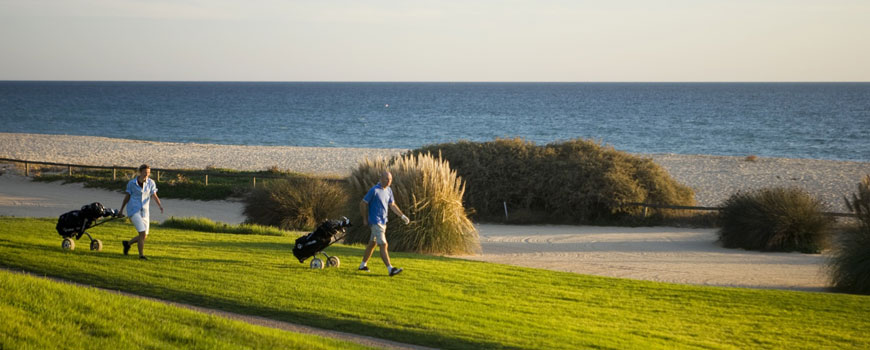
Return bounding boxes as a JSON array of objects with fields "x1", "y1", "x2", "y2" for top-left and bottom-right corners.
[
  {"x1": 828, "y1": 175, "x2": 870, "y2": 294},
  {"x1": 345, "y1": 153, "x2": 479, "y2": 255}
]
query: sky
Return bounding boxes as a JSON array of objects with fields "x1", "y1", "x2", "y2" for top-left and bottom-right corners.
[{"x1": 0, "y1": 0, "x2": 868, "y2": 82}]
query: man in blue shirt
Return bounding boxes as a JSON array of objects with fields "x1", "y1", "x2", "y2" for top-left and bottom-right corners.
[
  {"x1": 359, "y1": 171, "x2": 410, "y2": 276},
  {"x1": 118, "y1": 164, "x2": 164, "y2": 260}
]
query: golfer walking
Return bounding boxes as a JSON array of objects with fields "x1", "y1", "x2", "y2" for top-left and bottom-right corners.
[
  {"x1": 119, "y1": 164, "x2": 163, "y2": 260},
  {"x1": 359, "y1": 171, "x2": 410, "y2": 276}
]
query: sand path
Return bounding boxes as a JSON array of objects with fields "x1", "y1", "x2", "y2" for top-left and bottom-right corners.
[{"x1": 458, "y1": 224, "x2": 828, "y2": 292}]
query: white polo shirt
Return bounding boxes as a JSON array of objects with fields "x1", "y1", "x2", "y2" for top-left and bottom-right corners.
[{"x1": 126, "y1": 177, "x2": 158, "y2": 218}]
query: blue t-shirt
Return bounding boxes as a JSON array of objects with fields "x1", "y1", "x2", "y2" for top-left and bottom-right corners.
[
  {"x1": 126, "y1": 177, "x2": 157, "y2": 217},
  {"x1": 362, "y1": 184, "x2": 394, "y2": 225}
]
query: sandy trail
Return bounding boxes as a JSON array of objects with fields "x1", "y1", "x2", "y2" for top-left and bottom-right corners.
[{"x1": 457, "y1": 224, "x2": 829, "y2": 292}]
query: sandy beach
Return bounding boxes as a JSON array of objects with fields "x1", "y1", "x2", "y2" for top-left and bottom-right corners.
[{"x1": 2, "y1": 133, "x2": 869, "y2": 291}]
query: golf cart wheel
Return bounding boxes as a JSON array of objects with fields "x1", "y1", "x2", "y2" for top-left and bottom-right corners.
[
  {"x1": 326, "y1": 256, "x2": 340, "y2": 268},
  {"x1": 310, "y1": 258, "x2": 324, "y2": 269},
  {"x1": 90, "y1": 239, "x2": 103, "y2": 252},
  {"x1": 62, "y1": 238, "x2": 75, "y2": 251}
]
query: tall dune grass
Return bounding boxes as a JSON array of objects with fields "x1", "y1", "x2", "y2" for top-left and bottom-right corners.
[
  {"x1": 829, "y1": 175, "x2": 870, "y2": 294},
  {"x1": 345, "y1": 153, "x2": 479, "y2": 255}
]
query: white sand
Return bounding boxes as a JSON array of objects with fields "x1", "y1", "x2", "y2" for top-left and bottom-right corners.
[
  {"x1": 2, "y1": 133, "x2": 869, "y2": 291},
  {"x1": 456, "y1": 224, "x2": 829, "y2": 291},
  {"x1": 0, "y1": 132, "x2": 404, "y2": 177}
]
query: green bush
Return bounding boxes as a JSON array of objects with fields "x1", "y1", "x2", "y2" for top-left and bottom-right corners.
[
  {"x1": 410, "y1": 138, "x2": 695, "y2": 224},
  {"x1": 158, "y1": 216, "x2": 292, "y2": 236},
  {"x1": 344, "y1": 153, "x2": 479, "y2": 255},
  {"x1": 242, "y1": 177, "x2": 348, "y2": 231},
  {"x1": 718, "y1": 187, "x2": 833, "y2": 253},
  {"x1": 828, "y1": 176, "x2": 870, "y2": 294}
]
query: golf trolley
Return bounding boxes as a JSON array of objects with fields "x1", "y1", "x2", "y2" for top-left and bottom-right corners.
[
  {"x1": 55, "y1": 202, "x2": 121, "y2": 251},
  {"x1": 292, "y1": 217, "x2": 351, "y2": 269}
]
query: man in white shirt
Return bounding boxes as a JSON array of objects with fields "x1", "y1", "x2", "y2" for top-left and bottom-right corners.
[{"x1": 118, "y1": 164, "x2": 164, "y2": 260}]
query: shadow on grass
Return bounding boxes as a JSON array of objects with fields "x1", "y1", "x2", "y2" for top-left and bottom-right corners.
[{"x1": 0, "y1": 262, "x2": 508, "y2": 350}]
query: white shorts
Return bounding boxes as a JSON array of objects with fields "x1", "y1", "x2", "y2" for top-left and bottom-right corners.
[
  {"x1": 130, "y1": 212, "x2": 150, "y2": 235},
  {"x1": 369, "y1": 224, "x2": 387, "y2": 245}
]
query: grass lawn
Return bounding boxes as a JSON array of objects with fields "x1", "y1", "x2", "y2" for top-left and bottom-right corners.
[
  {"x1": 0, "y1": 270, "x2": 373, "y2": 350},
  {"x1": 1, "y1": 217, "x2": 869, "y2": 349}
]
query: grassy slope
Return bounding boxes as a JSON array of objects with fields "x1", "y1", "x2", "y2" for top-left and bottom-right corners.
[
  {"x1": 1, "y1": 217, "x2": 868, "y2": 349},
  {"x1": 0, "y1": 270, "x2": 371, "y2": 349}
]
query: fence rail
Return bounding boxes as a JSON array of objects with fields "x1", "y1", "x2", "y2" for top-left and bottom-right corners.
[
  {"x1": 619, "y1": 201, "x2": 856, "y2": 218},
  {"x1": 0, "y1": 157, "x2": 299, "y2": 187}
]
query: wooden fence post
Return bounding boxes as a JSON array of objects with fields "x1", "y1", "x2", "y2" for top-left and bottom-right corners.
[
  {"x1": 205, "y1": 174, "x2": 209, "y2": 186},
  {"x1": 253, "y1": 177, "x2": 256, "y2": 188},
  {"x1": 68, "y1": 165, "x2": 72, "y2": 176},
  {"x1": 157, "y1": 171, "x2": 160, "y2": 182},
  {"x1": 24, "y1": 161, "x2": 29, "y2": 176},
  {"x1": 113, "y1": 167, "x2": 116, "y2": 181}
]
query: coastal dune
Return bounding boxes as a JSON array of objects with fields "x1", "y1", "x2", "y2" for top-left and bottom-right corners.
[{"x1": 2, "y1": 132, "x2": 868, "y2": 212}]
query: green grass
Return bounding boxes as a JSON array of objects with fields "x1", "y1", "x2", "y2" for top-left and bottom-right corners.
[
  {"x1": 30, "y1": 167, "x2": 310, "y2": 201},
  {"x1": 158, "y1": 216, "x2": 295, "y2": 236},
  {"x1": 0, "y1": 270, "x2": 373, "y2": 350},
  {"x1": 2, "y1": 217, "x2": 869, "y2": 349}
]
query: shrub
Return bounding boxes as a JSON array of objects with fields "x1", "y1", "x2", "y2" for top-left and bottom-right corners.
[
  {"x1": 718, "y1": 187, "x2": 833, "y2": 253},
  {"x1": 828, "y1": 175, "x2": 870, "y2": 294},
  {"x1": 158, "y1": 216, "x2": 292, "y2": 236},
  {"x1": 243, "y1": 177, "x2": 348, "y2": 231},
  {"x1": 409, "y1": 138, "x2": 695, "y2": 224},
  {"x1": 344, "y1": 153, "x2": 479, "y2": 255}
]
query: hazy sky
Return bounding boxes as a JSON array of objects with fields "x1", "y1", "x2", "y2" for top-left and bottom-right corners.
[{"x1": 1, "y1": 0, "x2": 868, "y2": 81}]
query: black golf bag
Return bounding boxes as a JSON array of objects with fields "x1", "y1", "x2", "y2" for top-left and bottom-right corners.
[
  {"x1": 292, "y1": 217, "x2": 351, "y2": 264},
  {"x1": 55, "y1": 202, "x2": 119, "y2": 251}
]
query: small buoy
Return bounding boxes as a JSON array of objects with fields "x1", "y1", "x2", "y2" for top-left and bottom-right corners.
[{"x1": 385, "y1": 104, "x2": 389, "y2": 108}]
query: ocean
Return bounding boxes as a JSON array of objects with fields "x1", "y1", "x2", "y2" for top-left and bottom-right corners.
[{"x1": 1, "y1": 81, "x2": 868, "y2": 161}]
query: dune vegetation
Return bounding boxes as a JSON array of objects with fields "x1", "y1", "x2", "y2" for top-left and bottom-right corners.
[{"x1": 410, "y1": 138, "x2": 696, "y2": 224}]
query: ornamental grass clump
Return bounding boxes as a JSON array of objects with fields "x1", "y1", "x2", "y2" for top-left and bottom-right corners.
[
  {"x1": 410, "y1": 138, "x2": 695, "y2": 224},
  {"x1": 828, "y1": 175, "x2": 870, "y2": 294},
  {"x1": 718, "y1": 187, "x2": 833, "y2": 253},
  {"x1": 243, "y1": 177, "x2": 347, "y2": 231},
  {"x1": 344, "y1": 153, "x2": 479, "y2": 255}
]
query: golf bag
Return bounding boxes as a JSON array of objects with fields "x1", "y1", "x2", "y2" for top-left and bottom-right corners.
[
  {"x1": 56, "y1": 202, "x2": 117, "y2": 239},
  {"x1": 292, "y1": 217, "x2": 351, "y2": 263}
]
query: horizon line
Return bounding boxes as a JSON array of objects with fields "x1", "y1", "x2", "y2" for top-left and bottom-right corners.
[{"x1": 2, "y1": 80, "x2": 869, "y2": 84}]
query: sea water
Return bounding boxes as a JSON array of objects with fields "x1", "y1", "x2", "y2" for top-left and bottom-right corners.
[{"x1": 1, "y1": 81, "x2": 868, "y2": 161}]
